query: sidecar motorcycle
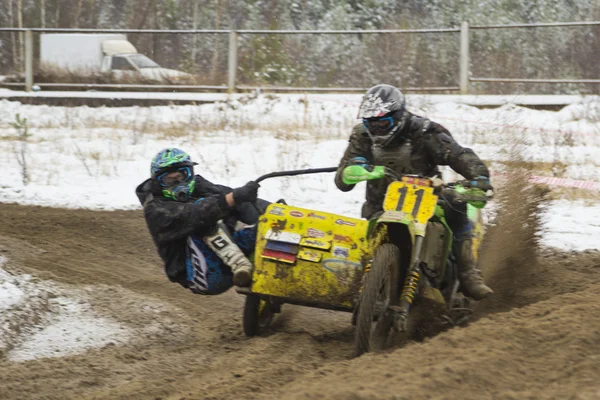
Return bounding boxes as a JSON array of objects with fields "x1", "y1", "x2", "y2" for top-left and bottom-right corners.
[{"x1": 237, "y1": 166, "x2": 490, "y2": 357}]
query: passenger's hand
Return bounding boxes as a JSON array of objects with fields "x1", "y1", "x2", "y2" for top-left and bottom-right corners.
[
  {"x1": 232, "y1": 181, "x2": 260, "y2": 204},
  {"x1": 469, "y1": 176, "x2": 493, "y2": 192}
]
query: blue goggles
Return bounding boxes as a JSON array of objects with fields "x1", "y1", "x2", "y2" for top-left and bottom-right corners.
[
  {"x1": 156, "y1": 166, "x2": 193, "y2": 187},
  {"x1": 363, "y1": 116, "x2": 394, "y2": 135}
]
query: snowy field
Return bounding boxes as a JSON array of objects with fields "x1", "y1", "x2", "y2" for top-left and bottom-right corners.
[{"x1": 0, "y1": 93, "x2": 599, "y2": 361}]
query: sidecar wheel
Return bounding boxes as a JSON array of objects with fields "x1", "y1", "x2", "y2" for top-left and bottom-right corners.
[
  {"x1": 354, "y1": 243, "x2": 400, "y2": 357},
  {"x1": 243, "y1": 294, "x2": 275, "y2": 337}
]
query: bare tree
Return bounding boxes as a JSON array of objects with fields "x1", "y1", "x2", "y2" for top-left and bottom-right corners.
[
  {"x1": 210, "y1": 0, "x2": 222, "y2": 82},
  {"x1": 17, "y1": 0, "x2": 23, "y2": 72},
  {"x1": 8, "y1": 0, "x2": 17, "y2": 72},
  {"x1": 192, "y1": 0, "x2": 199, "y2": 63},
  {"x1": 41, "y1": 0, "x2": 46, "y2": 28},
  {"x1": 74, "y1": 0, "x2": 84, "y2": 27},
  {"x1": 54, "y1": 0, "x2": 60, "y2": 27}
]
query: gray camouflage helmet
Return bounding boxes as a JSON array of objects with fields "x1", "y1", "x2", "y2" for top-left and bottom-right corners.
[
  {"x1": 359, "y1": 84, "x2": 408, "y2": 147},
  {"x1": 358, "y1": 84, "x2": 405, "y2": 119}
]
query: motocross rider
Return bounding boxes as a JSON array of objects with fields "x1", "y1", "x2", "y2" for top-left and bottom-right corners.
[
  {"x1": 335, "y1": 84, "x2": 493, "y2": 300},
  {"x1": 135, "y1": 148, "x2": 267, "y2": 294}
]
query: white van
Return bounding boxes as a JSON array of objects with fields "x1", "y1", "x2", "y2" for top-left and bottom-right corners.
[{"x1": 40, "y1": 33, "x2": 191, "y2": 82}]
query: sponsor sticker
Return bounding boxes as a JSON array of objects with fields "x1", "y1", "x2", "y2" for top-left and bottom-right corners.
[
  {"x1": 335, "y1": 218, "x2": 356, "y2": 227},
  {"x1": 333, "y1": 234, "x2": 353, "y2": 243},
  {"x1": 270, "y1": 219, "x2": 287, "y2": 232},
  {"x1": 303, "y1": 239, "x2": 326, "y2": 247},
  {"x1": 265, "y1": 240, "x2": 299, "y2": 254},
  {"x1": 307, "y1": 228, "x2": 325, "y2": 238},
  {"x1": 298, "y1": 249, "x2": 322, "y2": 262},
  {"x1": 300, "y1": 237, "x2": 331, "y2": 250},
  {"x1": 308, "y1": 212, "x2": 326, "y2": 220},
  {"x1": 333, "y1": 245, "x2": 350, "y2": 259},
  {"x1": 289, "y1": 210, "x2": 305, "y2": 218},
  {"x1": 265, "y1": 229, "x2": 302, "y2": 244},
  {"x1": 261, "y1": 249, "x2": 296, "y2": 264},
  {"x1": 322, "y1": 259, "x2": 362, "y2": 284},
  {"x1": 401, "y1": 176, "x2": 432, "y2": 187},
  {"x1": 268, "y1": 206, "x2": 285, "y2": 216}
]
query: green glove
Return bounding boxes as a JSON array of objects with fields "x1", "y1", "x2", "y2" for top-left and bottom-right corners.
[{"x1": 342, "y1": 165, "x2": 385, "y2": 185}]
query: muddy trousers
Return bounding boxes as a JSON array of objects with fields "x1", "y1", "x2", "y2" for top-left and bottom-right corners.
[
  {"x1": 443, "y1": 202, "x2": 493, "y2": 300},
  {"x1": 185, "y1": 224, "x2": 256, "y2": 295}
]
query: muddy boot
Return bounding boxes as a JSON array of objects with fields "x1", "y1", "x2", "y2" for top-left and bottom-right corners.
[
  {"x1": 203, "y1": 224, "x2": 253, "y2": 287},
  {"x1": 454, "y1": 239, "x2": 493, "y2": 300}
]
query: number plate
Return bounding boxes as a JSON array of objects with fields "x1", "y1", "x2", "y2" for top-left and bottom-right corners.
[{"x1": 383, "y1": 181, "x2": 438, "y2": 224}]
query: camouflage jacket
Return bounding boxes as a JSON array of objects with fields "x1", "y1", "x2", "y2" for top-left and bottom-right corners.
[{"x1": 334, "y1": 113, "x2": 490, "y2": 219}]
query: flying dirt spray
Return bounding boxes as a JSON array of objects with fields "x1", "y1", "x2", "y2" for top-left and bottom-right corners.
[{"x1": 477, "y1": 134, "x2": 550, "y2": 315}]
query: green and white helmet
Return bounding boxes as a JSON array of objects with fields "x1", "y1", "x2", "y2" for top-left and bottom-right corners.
[{"x1": 150, "y1": 148, "x2": 198, "y2": 201}]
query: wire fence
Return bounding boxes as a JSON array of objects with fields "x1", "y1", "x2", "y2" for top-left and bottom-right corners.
[{"x1": 0, "y1": 21, "x2": 598, "y2": 94}]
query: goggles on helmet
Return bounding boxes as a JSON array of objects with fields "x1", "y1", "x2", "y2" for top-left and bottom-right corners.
[
  {"x1": 363, "y1": 116, "x2": 395, "y2": 136},
  {"x1": 156, "y1": 166, "x2": 193, "y2": 188}
]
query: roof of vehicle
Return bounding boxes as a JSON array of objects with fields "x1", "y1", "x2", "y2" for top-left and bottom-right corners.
[{"x1": 101, "y1": 40, "x2": 137, "y2": 56}]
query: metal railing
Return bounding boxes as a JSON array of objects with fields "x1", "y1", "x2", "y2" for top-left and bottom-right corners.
[{"x1": 1, "y1": 20, "x2": 599, "y2": 94}]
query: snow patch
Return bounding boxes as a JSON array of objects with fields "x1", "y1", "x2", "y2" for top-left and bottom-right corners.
[
  {"x1": 0, "y1": 257, "x2": 25, "y2": 313},
  {"x1": 0, "y1": 257, "x2": 130, "y2": 362},
  {"x1": 8, "y1": 296, "x2": 129, "y2": 362},
  {"x1": 540, "y1": 200, "x2": 600, "y2": 252}
]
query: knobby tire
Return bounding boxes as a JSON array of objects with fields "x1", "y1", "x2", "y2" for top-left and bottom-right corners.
[
  {"x1": 243, "y1": 294, "x2": 274, "y2": 337},
  {"x1": 354, "y1": 243, "x2": 401, "y2": 357}
]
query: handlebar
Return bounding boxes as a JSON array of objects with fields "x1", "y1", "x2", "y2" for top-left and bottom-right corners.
[
  {"x1": 439, "y1": 186, "x2": 490, "y2": 204},
  {"x1": 255, "y1": 167, "x2": 338, "y2": 183}
]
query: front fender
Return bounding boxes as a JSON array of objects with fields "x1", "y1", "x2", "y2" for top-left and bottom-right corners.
[
  {"x1": 369, "y1": 211, "x2": 419, "y2": 254},
  {"x1": 368, "y1": 212, "x2": 418, "y2": 274},
  {"x1": 376, "y1": 211, "x2": 428, "y2": 237}
]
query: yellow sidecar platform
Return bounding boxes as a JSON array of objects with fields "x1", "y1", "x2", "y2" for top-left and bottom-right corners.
[{"x1": 251, "y1": 203, "x2": 371, "y2": 309}]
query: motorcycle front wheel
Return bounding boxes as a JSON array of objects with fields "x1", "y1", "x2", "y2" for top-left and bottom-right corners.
[{"x1": 354, "y1": 243, "x2": 401, "y2": 357}]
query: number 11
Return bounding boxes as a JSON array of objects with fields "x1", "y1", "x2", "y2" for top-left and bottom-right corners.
[{"x1": 396, "y1": 186, "x2": 425, "y2": 218}]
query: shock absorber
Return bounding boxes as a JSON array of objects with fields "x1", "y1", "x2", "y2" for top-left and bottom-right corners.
[
  {"x1": 400, "y1": 269, "x2": 420, "y2": 305},
  {"x1": 393, "y1": 268, "x2": 420, "y2": 332}
]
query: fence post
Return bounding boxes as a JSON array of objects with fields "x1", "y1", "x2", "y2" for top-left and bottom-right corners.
[
  {"x1": 459, "y1": 21, "x2": 470, "y2": 94},
  {"x1": 24, "y1": 30, "x2": 34, "y2": 92},
  {"x1": 228, "y1": 30, "x2": 238, "y2": 93}
]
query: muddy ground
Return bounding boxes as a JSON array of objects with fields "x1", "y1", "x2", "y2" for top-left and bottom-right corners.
[{"x1": 0, "y1": 202, "x2": 599, "y2": 400}]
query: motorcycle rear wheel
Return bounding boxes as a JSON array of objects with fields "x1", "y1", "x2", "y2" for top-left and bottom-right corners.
[{"x1": 354, "y1": 243, "x2": 400, "y2": 357}]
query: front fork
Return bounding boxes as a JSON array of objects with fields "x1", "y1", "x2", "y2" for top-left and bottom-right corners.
[{"x1": 391, "y1": 235, "x2": 426, "y2": 332}]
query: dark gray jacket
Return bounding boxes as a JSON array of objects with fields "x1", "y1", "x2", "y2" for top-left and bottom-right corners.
[
  {"x1": 335, "y1": 113, "x2": 490, "y2": 218},
  {"x1": 135, "y1": 176, "x2": 267, "y2": 287}
]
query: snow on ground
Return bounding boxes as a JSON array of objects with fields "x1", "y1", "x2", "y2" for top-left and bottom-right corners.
[
  {"x1": 0, "y1": 257, "x2": 24, "y2": 313},
  {"x1": 0, "y1": 93, "x2": 598, "y2": 242},
  {"x1": 0, "y1": 256, "x2": 131, "y2": 361},
  {"x1": 0, "y1": 93, "x2": 598, "y2": 236},
  {"x1": 0, "y1": 254, "x2": 184, "y2": 363},
  {"x1": 541, "y1": 200, "x2": 600, "y2": 251},
  {"x1": 7, "y1": 295, "x2": 129, "y2": 362},
  {"x1": 0, "y1": 94, "x2": 599, "y2": 361}
]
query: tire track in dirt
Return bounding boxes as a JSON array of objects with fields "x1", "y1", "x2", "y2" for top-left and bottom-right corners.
[
  {"x1": 0, "y1": 202, "x2": 599, "y2": 400},
  {"x1": 270, "y1": 281, "x2": 600, "y2": 400},
  {"x1": 0, "y1": 203, "x2": 356, "y2": 400}
]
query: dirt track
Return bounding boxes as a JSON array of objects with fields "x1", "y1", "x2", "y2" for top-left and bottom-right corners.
[{"x1": 1, "y1": 202, "x2": 599, "y2": 400}]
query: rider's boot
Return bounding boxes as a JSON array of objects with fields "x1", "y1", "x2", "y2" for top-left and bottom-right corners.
[
  {"x1": 454, "y1": 238, "x2": 493, "y2": 300},
  {"x1": 203, "y1": 224, "x2": 253, "y2": 287}
]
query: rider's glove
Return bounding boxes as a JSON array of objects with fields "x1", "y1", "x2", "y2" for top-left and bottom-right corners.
[
  {"x1": 469, "y1": 176, "x2": 493, "y2": 192},
  {"x1": 349, "y1": 156, "x2": 371, "y2": 170},
  {"x1": 232, "y1": 181, "x2": 260, "y2": 205}
]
